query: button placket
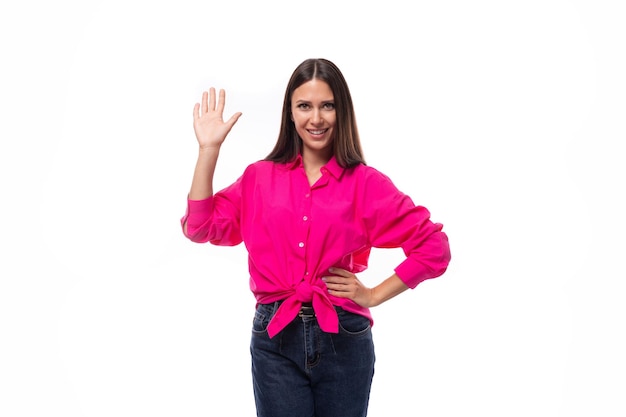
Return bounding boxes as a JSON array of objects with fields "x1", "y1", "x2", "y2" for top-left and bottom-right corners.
[{"x1": 299, "y1": 188, "x2": 313, "y2": 266}]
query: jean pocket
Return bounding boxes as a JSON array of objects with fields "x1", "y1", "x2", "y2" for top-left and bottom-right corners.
[
  {"x1": 251, "y1": 305, "x2": 272, "y2": 334},
  {"x1": 337, "y1": 309, "x2": 371, "y2": 336}
]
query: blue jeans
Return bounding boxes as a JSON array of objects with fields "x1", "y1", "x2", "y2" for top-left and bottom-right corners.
[{"x1": 250, "y1": 302, "x2": 375, "y2": 417}]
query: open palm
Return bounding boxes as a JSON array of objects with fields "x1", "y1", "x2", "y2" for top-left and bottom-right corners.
[{"x1": 193, "y1": 87, "x2": 242, "y2": 149}]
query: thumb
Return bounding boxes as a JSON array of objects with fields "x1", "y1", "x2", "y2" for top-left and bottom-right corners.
[{"x1": 225, "y1": 112, "x2": 243, "y2": 129}]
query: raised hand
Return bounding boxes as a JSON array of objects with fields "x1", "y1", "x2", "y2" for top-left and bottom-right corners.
[{"x1": 193, "y1": 87, "x2": 242, "y2": 150}]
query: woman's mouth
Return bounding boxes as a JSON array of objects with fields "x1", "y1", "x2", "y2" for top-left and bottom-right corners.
[{"x1": 307, "y1": 128, "x2": 328, "y2": 137}]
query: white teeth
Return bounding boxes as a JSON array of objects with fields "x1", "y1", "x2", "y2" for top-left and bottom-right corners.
[{"x1": 309, "y1": 130, "x2": 326, "y2": 135}]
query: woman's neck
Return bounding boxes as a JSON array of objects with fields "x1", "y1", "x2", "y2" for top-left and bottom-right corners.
[{"x1": 302, "y1": 150, "x2": 332, "y2": 186}]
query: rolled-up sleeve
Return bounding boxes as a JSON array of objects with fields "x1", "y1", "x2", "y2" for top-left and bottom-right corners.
[
  {"x1": 180, "y1": 177, "x2": 243, "y2": 246},
  {"x1": 361, "y1": 171, "x2": 451, "y2": 288}
]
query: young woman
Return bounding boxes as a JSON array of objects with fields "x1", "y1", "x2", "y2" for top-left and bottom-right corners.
[{"x1": 181, "y1": 58, "x2": 451, "y2": 417}]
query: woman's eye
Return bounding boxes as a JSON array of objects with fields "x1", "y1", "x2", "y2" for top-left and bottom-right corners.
[
  {"x1": 323, "y1": 103, "x2": 335, "y2": 110},
  {"x1": 297, "y1": 103, "x2": 310, "y2": 109}
]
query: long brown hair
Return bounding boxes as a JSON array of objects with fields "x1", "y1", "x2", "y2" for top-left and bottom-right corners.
[{"x1": 264, "y1": 58, "x2": 366, "y2": 168}]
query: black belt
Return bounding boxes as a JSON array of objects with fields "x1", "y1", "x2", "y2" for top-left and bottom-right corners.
[
  {"x1": 298, "y1": 303, "x2": 315, "y2": 318},
  {"x1": 298, "y1": 303, "x2": 343, "y2": 318},
  {"x1": 264, "y1": 301, "x2": 339, "y2": 318}
]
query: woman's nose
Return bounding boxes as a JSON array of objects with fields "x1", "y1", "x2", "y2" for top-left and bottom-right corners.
[{"x1": 311, "y1": 109, "x2": 323, "y2": 124}]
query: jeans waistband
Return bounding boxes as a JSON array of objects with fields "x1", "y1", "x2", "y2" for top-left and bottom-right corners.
[{"x1": 263, "y1": 300, "x2": 339, "y2": 319}]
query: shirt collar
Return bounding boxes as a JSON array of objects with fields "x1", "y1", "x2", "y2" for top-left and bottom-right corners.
[
  {"x1": 284, "y1": 154, "x2": 303, "y2": 170},
  {"x1": 285, "y1": 154, "x2": 345, "y2": 180}
]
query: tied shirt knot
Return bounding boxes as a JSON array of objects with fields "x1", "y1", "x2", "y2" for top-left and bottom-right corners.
[{"x1": 266, "y1": 281, "x2": 339, "y2": 338}]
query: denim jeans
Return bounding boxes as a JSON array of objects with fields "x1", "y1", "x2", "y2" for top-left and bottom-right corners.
[{"x1": 250, "y1": 302, "x2": 376, "y2": 417}]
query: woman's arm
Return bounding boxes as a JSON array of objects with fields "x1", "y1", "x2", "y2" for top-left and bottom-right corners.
[
  {"x1": 184, "y1": 88, "x2": 242, "y2": 234},
  {"x1": 323, "y1": 268, "x2": 409, "y2": 308}
]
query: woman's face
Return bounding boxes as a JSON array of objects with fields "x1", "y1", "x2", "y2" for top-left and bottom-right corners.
[{"x1": 291, "y1": 79, "x2": 336, "y2": 158}]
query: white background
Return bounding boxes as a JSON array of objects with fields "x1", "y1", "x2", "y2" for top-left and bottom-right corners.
[{"x1": 1, "y1": 0, "x2": 625, "y2": 416}]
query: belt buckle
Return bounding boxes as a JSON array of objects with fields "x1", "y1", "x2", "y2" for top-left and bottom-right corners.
[{"x1": 298, "y1": 304, "x2": 315, "y2": 318}]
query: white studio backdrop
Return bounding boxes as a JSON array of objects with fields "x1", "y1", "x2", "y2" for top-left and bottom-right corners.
[{"x1": 1, "y1": 0, "x2": 624, "y2": 416}]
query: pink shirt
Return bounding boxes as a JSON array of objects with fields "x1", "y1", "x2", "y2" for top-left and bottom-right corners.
[{"x1": 181, "y1": 155, "x2": 451, "y2": 338}]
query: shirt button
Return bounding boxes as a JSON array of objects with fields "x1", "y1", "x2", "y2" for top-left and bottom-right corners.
[
  {"x1": 303, "y1": 216, "x2": 308, "y2": 221},
  {"x1": 298, "y1": 242, "x2": 304, "y2": 248},
  {"x1": 305, "y1": 193, "x2": 310, "y2": 198}
]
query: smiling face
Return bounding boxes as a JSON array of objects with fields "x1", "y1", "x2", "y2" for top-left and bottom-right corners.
[{"x1": 291, "y1": 79, "x2": 336, "y2": 160}]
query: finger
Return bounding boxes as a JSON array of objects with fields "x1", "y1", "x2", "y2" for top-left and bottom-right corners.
[
  {"x1": 217, "y1": 89, "x2": 226, "y2": 114},
  {"x1": 208, "y1": 87, "x2": 216, "y2": 111},
  {"x1": 225, "y1": 112, "x2": 243, "y2": 129},
  {"x1": 328, "y1": 267, "x2": 351, "y2": 278},
  {"x1": 323, "y1": 273, "x2": 350, "y2": 283},
  {"x1": 193, "y1": 103, "x2": 200, "y2": 120},
  {"x1": 201, "y1": 91, "x2": 209, "y2": 114},
  {"x1": 326, "y1": 283, "x2": 352, "y2": 296},
  {"x1": 323, "y1": 276, "x2": 350, "y2": 288}
]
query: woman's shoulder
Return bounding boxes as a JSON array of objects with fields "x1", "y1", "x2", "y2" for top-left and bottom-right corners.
[
  {"x1": 241, "y1": 159, "x2": 287, "y2": 178},
  {"x1": 243, "y1": 159, "x2": 274, "y2": 172},
  {"x1": 351, "y1": 163, "x2": 393, "y2": 183}
]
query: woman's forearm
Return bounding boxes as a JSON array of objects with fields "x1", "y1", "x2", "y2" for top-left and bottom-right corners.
[
  {"x1": 370, "y1": 274, "x2": 410, "y2": 307},
  {"x1": 188, "y1": 146, "x2": 221, "y2": 200}
]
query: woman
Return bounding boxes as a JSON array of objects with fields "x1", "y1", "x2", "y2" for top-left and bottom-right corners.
[{"x1": 181, "y1": 58, "x2": 451, "y2": 417}]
